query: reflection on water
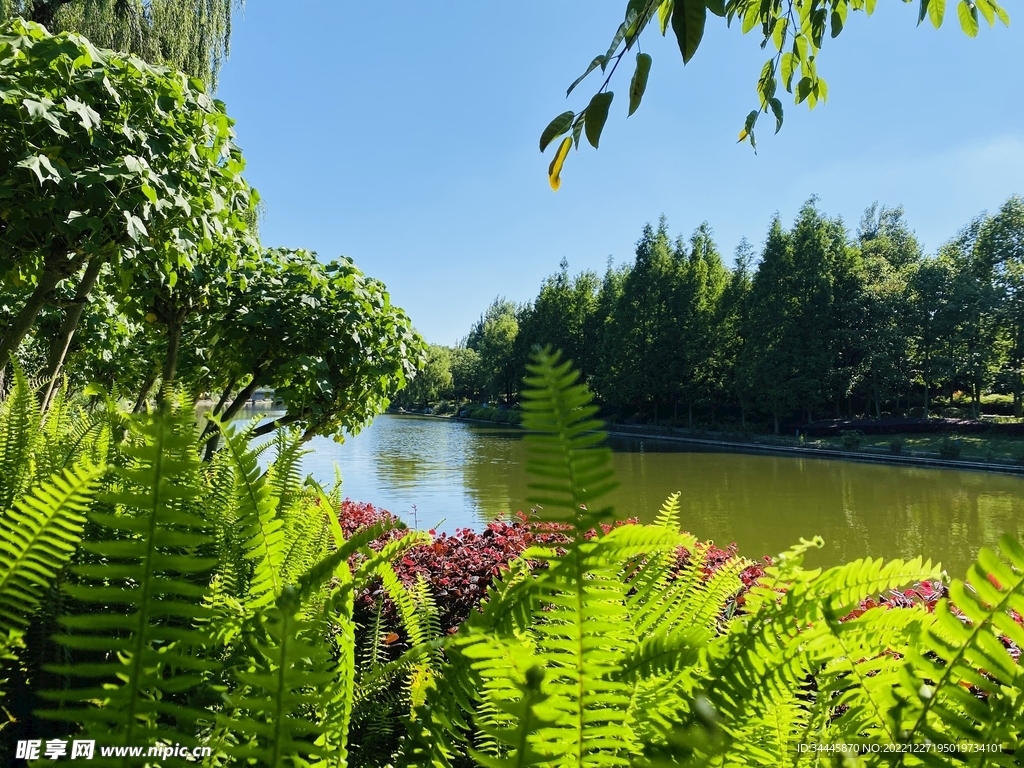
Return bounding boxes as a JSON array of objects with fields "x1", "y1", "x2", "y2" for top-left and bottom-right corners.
[{"x1": 294, "y1": 414, "x2": 1024, "y2": 575}]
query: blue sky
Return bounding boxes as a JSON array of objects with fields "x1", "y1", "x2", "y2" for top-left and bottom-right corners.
[{"x1": 216, "y1": 2, "x2": 1024, "y2": 345}]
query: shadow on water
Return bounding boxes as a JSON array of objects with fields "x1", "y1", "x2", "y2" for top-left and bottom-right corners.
[{"x1": 281, "y1": 414, "x2": 1023, "y2": 575}]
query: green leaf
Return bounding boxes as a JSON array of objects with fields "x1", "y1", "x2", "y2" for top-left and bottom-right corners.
[
  {"x1": 659, "y1": 0, "x2": 675, "y2": 33},
  {"x1": 539, "y1": 111, "x2": 575, "y2": 152},
  {"x1": 124, "y1": 211, "x2": 148, "y2": 242},
  {"x1": 566, "y1": 56, "x2": 606, "y2": 97},
  {"x1": 928, "y1": 0, "x2": 946, "y2": 26},
  {"x1": 548, "y1": 136, "x2": 572, "y2": 191},
  {"x1": 584, "y1": 91, "x2": 613, "y2": 148},
  {"x1": 17, "y1": 155, "x2": 62, "y2": 185},
  {"x1": 672, "y1": 0, "x2": 708, "y2": 64},
  {"x1": 628, "y1": 53, "x2": 652, "y2": 116},
  {"x1": 769, "y1": 97, "x2": 784, "y2": 133},
  {"x1": 781, "y1": 52, "x2": 796, "y2": 90},
  {"x1": 706, "y1": 0, "x2": 726, "y2": 17},
  {"x1": 919, "y1": 0, "x2": 931, "y2": 25},
  {"x1": 796, "y1": 76, "x2": 814, "y2": 104},
  {"x1": 572, "y1": 114, "x2": 585, "y2": 149},
  {"x1": 830, "y1": 9, "x2": 844, "y2": 36},
  {"x1": 957, "y1": 0, "x2": 979, "y2": 35},
  {"x1": 975, "y1": 0, "x2": 995, "y2": 26}
]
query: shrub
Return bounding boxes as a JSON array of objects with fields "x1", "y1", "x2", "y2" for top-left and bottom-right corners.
[
  {"x1": 888, "y1": 436, "x2": 906, "y2": 455},
  {"x1": 840, "y1": 430, "x2": 863, "y2": 450},
  {"x1": 938, "y1": 435, "x2": 963, "y2": 459},
  {"x1": 340, "y1": 501, "x2": 769, "y2": 635}
]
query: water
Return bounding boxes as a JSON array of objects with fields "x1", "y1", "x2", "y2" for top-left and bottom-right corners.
[{"x1": 291, "y1": 414, "x2": 1024, "y2": 576}]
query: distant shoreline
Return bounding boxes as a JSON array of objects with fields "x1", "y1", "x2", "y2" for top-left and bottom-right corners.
[{"x1": 388, "y1": 409, "x2": 1024, "y2": 477}]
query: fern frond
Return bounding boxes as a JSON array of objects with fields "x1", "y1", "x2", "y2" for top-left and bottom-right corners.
[
  {"x1": 0, "y1": 361, "x2": 42, "y2": 510},
  {"x1": 217, "y1": 421, "x2": 285, "y2": 610},
  {"x1": 892, "y1": 534, "x2": 1024, "y2": 761},
  {"x1": 520, "y1": 347, "x2": 618, "y2": 533},
  {"x1": 225, "y1": 588, "x2": 334, "y2": 766},
  {"x1": 0, "y1": 461, "x2": 101, "y2": 632},
  {"x1": 39, "y1": 404, "x2": 217, "y2": 753}
]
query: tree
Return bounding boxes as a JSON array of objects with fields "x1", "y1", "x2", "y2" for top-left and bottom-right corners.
[
  {"x1": 0, "y1": 0, "x2": 239, "y2": 88},
  {"x1": 979, "y1": 196, "x2": 1024, "y2": 415},
  {"x1": 738, "y1": 217, "x2": 799, "y2": 433},
  {"x1": 540, "y1": 0, "x2": 1009, "y2": 187},
  {"x1": 0, "y1": 20, "x2": 256, "y2": 378},
  {"x1": 399, "y1": 344, "x2": 453, "y2": 409},
  {"x1": 518, "y1": 258, "x2": 602, "y2": 382},
  {"x1": 601, "y1": 220, "x2": 677, "y2": 420},
  {"x1": 202, "y1": 248, "x2": 425, "y2": 454},
  {"x1": 450, "y1": 345, "x2": 484, "y2": 402},
  {"x1": 856, "y1": 204, "x2": 923, "y2": 417},
  {"x1": 470, "y1": 297, "x2": 521, "y2": 403}
]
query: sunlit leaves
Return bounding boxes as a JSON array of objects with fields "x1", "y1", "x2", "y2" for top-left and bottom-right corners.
[
  {"x1": 544, "y1": 0, "x2": 1012, "y2": 184},
  {"x1": 957, "y1": 0, "x2": 980, "y2": 36}
]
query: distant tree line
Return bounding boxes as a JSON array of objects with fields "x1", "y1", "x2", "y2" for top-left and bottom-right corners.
[{"x1": 399, "y1": 196, "x2": 1024, "y2": 433}]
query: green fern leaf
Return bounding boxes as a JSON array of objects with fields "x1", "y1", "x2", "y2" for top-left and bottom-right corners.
[{"x1": 0, "y1": 461, "x2": 101, "y2": 632}]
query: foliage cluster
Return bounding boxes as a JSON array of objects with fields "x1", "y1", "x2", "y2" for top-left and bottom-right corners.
[
  {"x1": 0, "y1": 351, "x2": 1023, "y2": 766},
  {"x1": 0, "y1": 20, "x2": 424, "y2": 444},
  {"x1": 542, "y1": 0, "x2": 1010, "y2": 185},
  {"x1": 339, "y1": 500, "x2": 769, "y2": 637},
  {"x1": 439, "y1": 197, "x2": 1024, "y2": 434}
]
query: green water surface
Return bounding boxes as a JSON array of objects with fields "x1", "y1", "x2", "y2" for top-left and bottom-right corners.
[{"x1": 298, "y1": 414, "x2": 1024, "y2": 575}]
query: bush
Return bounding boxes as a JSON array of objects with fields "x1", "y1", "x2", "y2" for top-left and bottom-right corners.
[
  {"x1": 888, "y1": 436, "x2": 906, "y2": 455},
  {"x1": 938, "y1": 436, "x2": 963, "y2": 459},
  {"x1": 941, "y1": 406, "x2": 971, "y2": 420},
  {"x1": 340, "y1": 500, "x2": 771, "y2": 635},
  {"x1": 464, "y1": 406, "x2": 523, "y2": 425},
  {"x1": 840, "y1": 430, "x2": 863, "y2": 450}
]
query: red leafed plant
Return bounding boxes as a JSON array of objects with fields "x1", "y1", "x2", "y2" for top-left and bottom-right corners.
[{"x1": 340, "y1": 500, "x2": 769, "y2": 637}]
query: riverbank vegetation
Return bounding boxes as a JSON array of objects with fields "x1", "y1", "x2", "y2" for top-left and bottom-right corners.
[
  {"x1": 420, "y1": 198, "x2": 1024, "y2": 436},
  {"x1": 2, "y1": 3, "x2": 1023, "y2": 765},
  {"x1": 1, "y1": 348, "x2": 1022, "y2": 765}
]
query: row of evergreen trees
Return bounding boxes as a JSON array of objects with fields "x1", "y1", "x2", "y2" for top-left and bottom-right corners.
[{"x1": 404, "y1": 196, "x2": 1024, "y2": 433}]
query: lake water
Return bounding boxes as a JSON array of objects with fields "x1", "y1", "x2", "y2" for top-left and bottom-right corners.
[{"x1": 289, "y1": 413, "x2": 1024, "y2": 576}]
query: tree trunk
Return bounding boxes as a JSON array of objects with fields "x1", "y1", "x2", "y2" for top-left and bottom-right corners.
[
  {"x1": 773, "y1": 411, "x2": 779, "y2": 435},
  {"x1": 1014, "y1": 376, "x2": 1022, "y2": 419},
  {"x1": 740, "y1": 404, "x2": 746, "y2": 429},
  {"x1": 161, "y1": 319, "x2": 184, "y2": 392},
  {"x1": 39, "y1": 256, "x2": 105, "y2": 411},
  {"x1": 688, "y1": 401, "x2": 693, "y2": 429},
  {"x1": 202, "y1": 375, "x2": 265, "y2": 461},
  {"x1": 212, "y1": 376, "x2": 237, "y2": 417},
  {"x1": 133, "y1": 372, "x2": 158, "y2": 414},
  {"x1": 0, "y1": 267, "x2": 67, "y2": 365},
  {"x1": 252, "y1": 413, "x2": 301, "y2": 438}
]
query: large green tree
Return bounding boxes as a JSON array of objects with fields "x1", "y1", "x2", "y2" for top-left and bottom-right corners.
[
  {"x1": 983, "y1": 196, "x2": 1024, "y2": 415},
  {"x1": 0, "y1": 20, "x2": 255, "y2": 378}
]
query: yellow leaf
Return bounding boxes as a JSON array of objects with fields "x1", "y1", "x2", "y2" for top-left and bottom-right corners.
[
  {"x1": 548, "y1": 136, "x2": 572, "y2": 192},
  {"x1": 738, "y1": 129, "x2": 749, "y2": 143}
]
